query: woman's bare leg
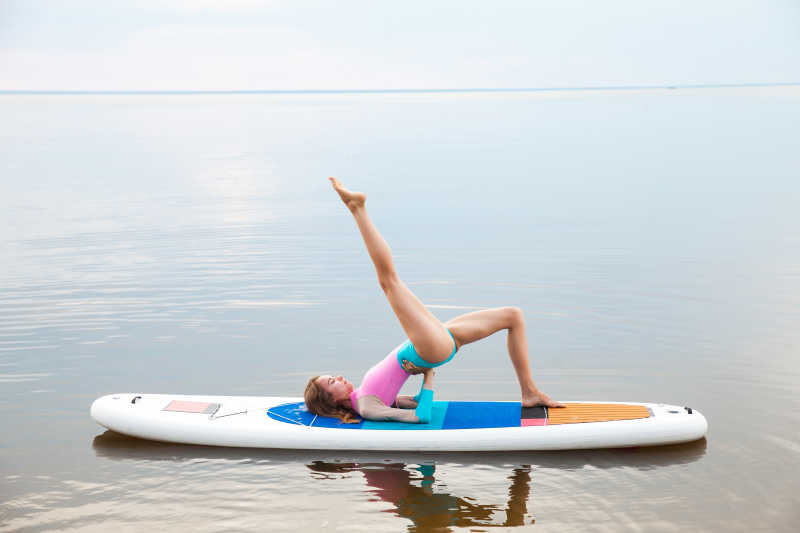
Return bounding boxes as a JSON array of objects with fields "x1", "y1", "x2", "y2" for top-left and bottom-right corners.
[
  {"x1": 330, "y1": 177, "x2": 454, "y2": 362},
  {"x1": 445, "y1": 307, "x2": 563, "y2": 407}
]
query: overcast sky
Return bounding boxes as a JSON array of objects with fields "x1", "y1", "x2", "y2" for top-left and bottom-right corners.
[{"x1": 1, "y1": 0, "x2": 798, "y2": 91}]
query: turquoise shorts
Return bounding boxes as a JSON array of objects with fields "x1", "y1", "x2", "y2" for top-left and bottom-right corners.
[{"x1": 396, "y1": 328, "x2": 458, "y2": 369}]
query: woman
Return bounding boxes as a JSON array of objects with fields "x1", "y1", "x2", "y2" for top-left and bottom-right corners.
[{"x1": 304, "y1": 177, "x2": 563, "y2": 423}]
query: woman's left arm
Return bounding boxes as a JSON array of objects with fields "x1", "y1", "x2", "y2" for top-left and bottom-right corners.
[
  {"x1": 396, "y1": 369, "x2": 436, "y2": 420},
  {"x1": 413, "y1": 369, "x2": 436, "y2": 423}
]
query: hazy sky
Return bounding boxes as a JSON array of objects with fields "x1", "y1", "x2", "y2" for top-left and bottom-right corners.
[{"x1": 1, "y1": 0, "x2": 798, "y2": 90}]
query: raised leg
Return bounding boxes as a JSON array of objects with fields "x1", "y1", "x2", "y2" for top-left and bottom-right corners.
[
  {"x1": 445, "y1": 307, "x2": 563, "y2": 407},
  {"x1": 330, "y1": 177, "x2": 454, "y2": 362}
]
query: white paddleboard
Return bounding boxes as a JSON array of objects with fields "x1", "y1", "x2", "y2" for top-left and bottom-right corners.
[{"x1": 90, "y1": 393, "x2": 707, "y2": 451}]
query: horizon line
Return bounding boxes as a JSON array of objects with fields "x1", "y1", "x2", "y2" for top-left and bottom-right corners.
[{"x1": 1, "y1": 82, "x2": 798, "y2": 95}]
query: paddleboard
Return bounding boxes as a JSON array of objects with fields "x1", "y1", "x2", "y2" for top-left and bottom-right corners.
[{"x1": 90, "y1": 394, "x2": 707, "y2": 451}]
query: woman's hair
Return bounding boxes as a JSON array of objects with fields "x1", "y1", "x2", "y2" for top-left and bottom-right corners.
[{"x1": 304, "y1": 376, "x2": 361, "y2": 424}]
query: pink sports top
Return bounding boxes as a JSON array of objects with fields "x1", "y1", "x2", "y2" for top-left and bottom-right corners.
[{"x1": 349, "y1": 344, "x2": 409, "y2": 409}]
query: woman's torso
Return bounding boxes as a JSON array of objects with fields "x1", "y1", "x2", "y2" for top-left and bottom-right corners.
[{"x1": 349, "y1": 344, "x2": 410, "y2": 411}]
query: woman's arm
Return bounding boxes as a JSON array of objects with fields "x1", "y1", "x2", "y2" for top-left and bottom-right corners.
[
  {"x1": 397, "y1": 367, "x2": 437, "y2": 407},
  {"x1": 355, "y1": 395, "x2": 423, "y2": 423},
  {"x1": 413, "y1": 369, "x2": 436, "y2": 423},
  {"x1": 357, "y1": 370, "x2": 437, "y2": 423}
]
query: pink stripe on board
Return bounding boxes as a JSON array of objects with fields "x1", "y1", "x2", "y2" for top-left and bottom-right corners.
[
  {"x1": 164, "y1": 400, "x2": 211, "y2": 413},
  {"x1": 521, "y1": 418, "x2": 548, "y2": 427}
]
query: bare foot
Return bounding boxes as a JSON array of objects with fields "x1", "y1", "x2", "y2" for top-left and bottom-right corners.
[
  {"x1": 522, "y1": 390, "x2": 565, "y2": 408},
  {"x1": 329, "y1": 177, "x2": 366, "y2": 211}
]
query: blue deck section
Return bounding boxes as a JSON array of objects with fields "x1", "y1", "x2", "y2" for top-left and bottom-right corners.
[
  {"x1": 441, "y1": 401, "x2": 522, "y2": 429},
  {"x1": 267, "y1": 400, "x2": 523, "y2": 430}
]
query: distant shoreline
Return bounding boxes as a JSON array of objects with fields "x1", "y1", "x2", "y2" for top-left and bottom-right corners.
[{"x1": 1, "y1": 82, "x2": 797, "y2": 95}]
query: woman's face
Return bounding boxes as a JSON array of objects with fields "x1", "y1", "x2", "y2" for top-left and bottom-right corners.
[{"x1": 316, "y1": 375, "x2": 354, "y2": 404}]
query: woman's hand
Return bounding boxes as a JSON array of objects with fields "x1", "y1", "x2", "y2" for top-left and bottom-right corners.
[{"x1": 401, "y1": 359, "x2": 427, "y2": 374}]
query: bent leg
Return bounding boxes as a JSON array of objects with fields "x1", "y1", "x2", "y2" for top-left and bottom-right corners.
[
  {"x1": 331, "y1": 178, "x2": 454, "y2": 362},
  {"x1": 445, "y1": 307, "x2": 563, "y2": 407}
]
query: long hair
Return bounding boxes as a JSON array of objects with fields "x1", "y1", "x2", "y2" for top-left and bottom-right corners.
[{"x1": 304, "y1": 376, "x2": 361, "y2": 424}]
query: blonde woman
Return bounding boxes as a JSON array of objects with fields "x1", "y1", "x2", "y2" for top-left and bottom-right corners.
[{"x1": 304, "y1": 178, "x2": 563, "y2": 424}]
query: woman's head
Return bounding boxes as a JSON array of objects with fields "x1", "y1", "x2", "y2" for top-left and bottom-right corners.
[{"x1": 304, "y1": 375, "x2": 360, "y2": 423}]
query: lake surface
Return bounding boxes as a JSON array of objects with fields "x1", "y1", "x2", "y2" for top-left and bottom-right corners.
[{"x1": 1, "y1": 87, "x2": 798, "y2": 532}]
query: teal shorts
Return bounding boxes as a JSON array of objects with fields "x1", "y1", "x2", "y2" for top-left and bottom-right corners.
[{"x1": 396, "y1": 328, "x2": 458, "y2": 369}]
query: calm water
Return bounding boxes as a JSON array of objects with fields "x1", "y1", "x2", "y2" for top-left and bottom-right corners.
[{"x1": 1, "y1": 88, "x2": 798, "y2": 532}]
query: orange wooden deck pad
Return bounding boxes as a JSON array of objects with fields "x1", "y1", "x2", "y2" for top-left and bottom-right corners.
[{"x1": 547, "y1": 403, "x2": 651, "y2": 425}]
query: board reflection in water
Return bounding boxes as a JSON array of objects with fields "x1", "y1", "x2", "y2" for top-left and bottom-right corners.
[
  {"x1": 308, "y1": 460, "x2": 534, "y2": 530},
  {"x1": 90, "y1": 430, "x2": 707, "y2": 531}
]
